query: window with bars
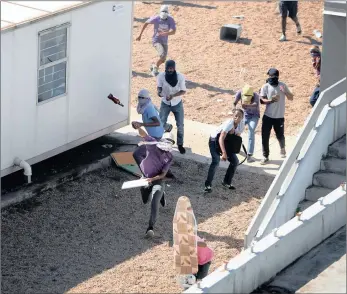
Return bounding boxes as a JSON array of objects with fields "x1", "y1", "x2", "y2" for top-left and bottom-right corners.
[{"x1": 37, "y1": 24, "x2": 69, "y2": 103}]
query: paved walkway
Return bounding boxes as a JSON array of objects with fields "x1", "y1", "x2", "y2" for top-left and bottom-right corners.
[
  {"x1": 117, "y1": 108, "x2": 298, "y2": 177},
  {"x1": 270, "y1": 227, "x2": 346, "y2": 293}
]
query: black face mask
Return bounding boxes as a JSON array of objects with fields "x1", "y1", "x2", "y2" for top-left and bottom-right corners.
[
  {"x1": 267, "y1": 77, "x2": 279, "y2": 86},
  {"x1": 165, "y1": 70, "x2": 178, "y2": 87}
]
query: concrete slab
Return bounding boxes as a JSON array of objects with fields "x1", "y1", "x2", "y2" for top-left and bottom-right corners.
[
  {"x1": 269, "y1": 227, "x2": 346, "y2": 293},
  {"x1": 119, "y1": 107, "x2": 298, "y2": 177}
]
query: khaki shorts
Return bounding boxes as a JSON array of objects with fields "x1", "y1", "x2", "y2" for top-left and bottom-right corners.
[{"x1": 153, "y1": 42, "x2": 168, "y2": 59}]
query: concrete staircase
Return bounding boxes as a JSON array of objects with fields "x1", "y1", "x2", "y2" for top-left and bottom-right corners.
[{"x1": 298, "y1": 135, "x2": 346, "y2": 211}]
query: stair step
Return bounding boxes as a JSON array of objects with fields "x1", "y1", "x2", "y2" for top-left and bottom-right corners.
[
  {"x1": 327, "y1": 136, "x2": 346, "y2": 159},
  {"x1": 321, "y1": 156, "x2": 346, "y2": 175},
  {"x1": 305, "y1": 185, "x2": 334, "y2": 202},
  {"x1": 297, "y1": 200, "x2": 315, "y2": 212},
  {"x1": 312, "y1": 171, "x2": 345, "y2": 190}
]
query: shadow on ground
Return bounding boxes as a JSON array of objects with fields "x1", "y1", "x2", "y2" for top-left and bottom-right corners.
[
  {"x1": 295, "y1": 35, "x2": 322, "y2": 46},
  {"x1": 1, "y1": 133, "x2": 273, "y2": 293},
  {"x1": 131, "y1": 70, "x2": 235, "y2": 96},
  {"x1": 134, "y1": 17, "x2": 147, "y2": 23}
]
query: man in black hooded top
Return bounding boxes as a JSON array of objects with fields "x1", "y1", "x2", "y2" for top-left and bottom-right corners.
[{"x1": 157, "y1": 60, "x2": 187, "y2": 154}]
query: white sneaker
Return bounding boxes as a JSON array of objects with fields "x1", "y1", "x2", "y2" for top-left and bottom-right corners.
[
  {"x1": 260, "y1": 157, "x2": 269, "y2": 165},
  {"x1": 247, "y1": 155, "x2": 256, "y2": 163},
  {"x1": 279, "y1": 34, "x2": 286, "y2": 42},
  {"x1": 151, "y1": 65, "x2": 159, "y2": 77}
]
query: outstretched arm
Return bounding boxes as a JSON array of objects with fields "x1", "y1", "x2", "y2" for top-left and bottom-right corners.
[{"x1": 136, "y1": 23, "x2": 150, "y2": 41}]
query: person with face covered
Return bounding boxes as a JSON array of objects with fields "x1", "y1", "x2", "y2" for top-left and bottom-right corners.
[
  {"x1": 204, "y1": 108, "x2": 245, "y2": 193},
  {"x1": 133, "y1": 127, "x2": 174, "y2": 238},
  {"x1": 136, "y1": 5, "x2": 176, "y2": 77},
  {"x1": 259, "y1": 68, "x2": 294, "y2": 165},
  {"x1": 233, "y1": 85, "x2": 260, "y2": 163},
  {"x1": 309, "y1": 46, "x2": 321, "y2": 107},
  {"x1": 131, "y1": 89, "x2": 164, "y2": 140},
  {"x1": 157, "y1": 60, "x2": 187, "y2": 154}
]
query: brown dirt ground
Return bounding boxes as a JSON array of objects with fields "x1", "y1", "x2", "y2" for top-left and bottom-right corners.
[
  {"x1": 1, "y1": 158, "x2": 273, "y2": 293},
  {"x1": 131, "y1": 1, "x2": 324, "y2": 136}
]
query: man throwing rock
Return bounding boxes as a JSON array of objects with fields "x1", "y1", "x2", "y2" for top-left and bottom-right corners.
[{"x1": 136, "y1": 5, "x2": 176, "y2": 76}]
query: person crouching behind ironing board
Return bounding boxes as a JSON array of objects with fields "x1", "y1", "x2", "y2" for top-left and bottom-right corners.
[
  {"x1": 204, "y1": 108, "x2": 245, "y2": 193},
  {"x1": 133, "y1": 127, "x2": 174, "y2": 238}
]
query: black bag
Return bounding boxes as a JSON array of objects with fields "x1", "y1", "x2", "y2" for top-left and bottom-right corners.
[{"x1": 215, "y1": 133, "x2": 248, "y2": 165}]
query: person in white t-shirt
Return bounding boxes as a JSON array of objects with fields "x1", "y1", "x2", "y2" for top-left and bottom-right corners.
[
  {"x1": 157, "y1": 60, "x2": 187, "y2": 154},
  {"x1": 204, "y1": 108, "x2": 245, "y2": 193}
]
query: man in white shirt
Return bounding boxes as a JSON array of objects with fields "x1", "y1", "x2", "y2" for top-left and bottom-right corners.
[{"x1": 157, "y1": 60, "x2": 187, "y2": 154}]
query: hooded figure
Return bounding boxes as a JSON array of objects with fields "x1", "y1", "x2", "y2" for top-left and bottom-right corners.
[
  {"x1": 137, "y1": 89, "x2": 152, "y2": 114},
  {"x1": 165, "y1": 60, "x2": 178, "y2": 87},
  {"x1": 266, "y1": 68, "x2": 280, "y2": 87},
  {"x1": 159, "y1": 5, "x2": 169, "y2": 20}
]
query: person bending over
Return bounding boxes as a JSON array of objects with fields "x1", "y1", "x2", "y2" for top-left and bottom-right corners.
[
  {"x1": 204, "y1": 108, "x2": 245, "y2": 193},
  {"x1": 133, "y1": 127, "x2": 174, "y2": 238}
]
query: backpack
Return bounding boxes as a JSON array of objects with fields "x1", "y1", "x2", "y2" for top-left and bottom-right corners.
[{"x1": 215, "y1": 133, "x2": 247, "y2": 165}]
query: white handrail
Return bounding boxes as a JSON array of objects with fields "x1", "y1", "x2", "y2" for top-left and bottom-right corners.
[{"x1": 244, "y1": 77, "x2": 347, "y2": 248}]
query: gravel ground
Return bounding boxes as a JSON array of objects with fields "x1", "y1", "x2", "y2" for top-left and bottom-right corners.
[
  {"x1": 2, "y1": 158, "x2": 273, "y2": 293},
  {"x1": 132, "y1": 1, "x2": 323, "y2": 136}
]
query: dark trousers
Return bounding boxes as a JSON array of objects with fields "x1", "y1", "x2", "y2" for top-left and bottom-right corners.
[
  {"x1": 310, "y1": 86, "x2": 320, "y2": 107},
  {"x1": 280, "y1": 1, "x2": 300, "y2": 34},
  {"x1": 140, "y1": 180, "x2": 165, "y2": 228},
  {"x1": 205, "y1": 139, "x2": 239, "y2": 187},
  {"x1": 195, "y1": 261, "x2": 211, "y2": 280},
  {"x1": 261, "y1": 115, "x2": 285, "y2": 158}
]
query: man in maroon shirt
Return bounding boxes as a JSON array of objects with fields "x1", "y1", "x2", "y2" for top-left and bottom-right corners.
[{"x1": 133, "y1": 127, "x2": 174, "y2": 238}]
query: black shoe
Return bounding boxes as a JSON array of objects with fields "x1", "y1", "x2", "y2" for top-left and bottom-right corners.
[
  {"x1": 165, "y1": 124, "x2": 173, "y2": 133},
  {"x1": 145, "y1": 227, "x2": 154, "y2": 238},
  {"x1": 222, "y1": 182, "x2": 236, "y2": 190},
  {"x1": 166, "y1": 169, "x2": 175, "y2": 179},
  {"x1": 178, "y1": 145, "x2": 186, "y2": 154},
  {"x1": 141, "y1": 186, "x2": 150, "y2": 204},
  {"x1": 204, "y1": 185, "x2": 212, "y2": 193},
  {"x1": 160, "y1": 192, "x2": 166, "y2": 207}
]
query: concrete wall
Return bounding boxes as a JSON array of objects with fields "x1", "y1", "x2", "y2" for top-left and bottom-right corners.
[
  {"x1": 184, "y1": 187, "x2": 346, "y2": 294},
  {"x1": 320, "y1": 14, "x2": 346, "y2": 92},
  {"x1": 1, "y1": 1, "x2": 133, "y2": 174},
  {"x1": 256, "y1": 94, "x2": 346, "y2": 239}
]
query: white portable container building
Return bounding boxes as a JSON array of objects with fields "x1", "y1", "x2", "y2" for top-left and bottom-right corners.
[{"x1": 1, "y1": 1, "x2": 134, "y2": 178}]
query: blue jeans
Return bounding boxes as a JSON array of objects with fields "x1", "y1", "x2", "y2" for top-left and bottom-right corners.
[
  {"x1": 244, "y1": 116, "x2": 259, "y2": 155},
  {"x1": 205, "y1": 139, "x2": 239, "y2": 187},
  {"x1": 159, "y1": 101, "x2": 184, "y2": 145}
]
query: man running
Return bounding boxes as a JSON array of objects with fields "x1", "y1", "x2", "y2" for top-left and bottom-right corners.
[
  {"x1": 279, "y1": 0, "x2": 302, "y2": 41},
  {"x1": 136, "y1": 5, "x2": 176, "y2": 76},
  {"x1": 259, "y1": 68, "x2": 294, "y2": 164},
  {"x1": 133, "y1": 127, "x2": 174, "y2": 238},
  {"x1": 157, "y1": 59, "x2": 187, "y2": 154}
]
